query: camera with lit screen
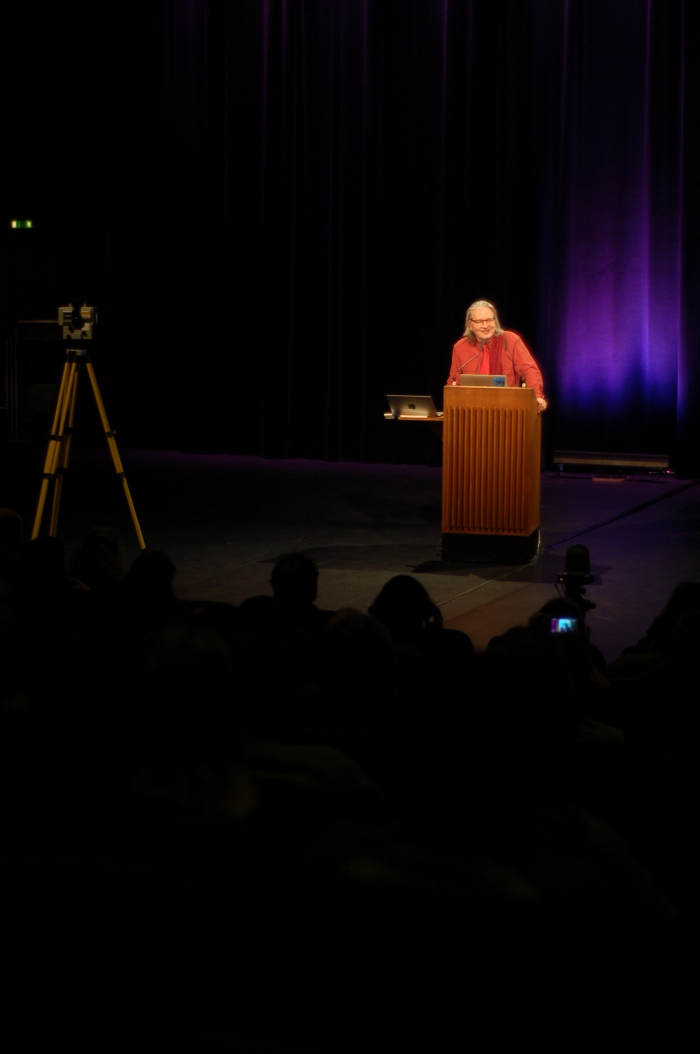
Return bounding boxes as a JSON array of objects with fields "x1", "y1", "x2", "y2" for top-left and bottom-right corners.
[{"x1": 550, "y1": 617, "x2": 580, "y2": 633}]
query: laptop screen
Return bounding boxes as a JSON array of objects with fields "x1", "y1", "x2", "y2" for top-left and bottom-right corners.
[
  {"x1": 458, "y1": 375, "x2": 507, "y2": 387},
  {"x1": 386, "y1": 395, "x2": 441, "y2": 417}
]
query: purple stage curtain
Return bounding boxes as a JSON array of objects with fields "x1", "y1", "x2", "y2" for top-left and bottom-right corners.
[{"x1": 106, "y1": 1, "x2": 700, "y2": 471}]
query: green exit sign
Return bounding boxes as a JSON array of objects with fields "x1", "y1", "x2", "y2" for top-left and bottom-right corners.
[{"x1": 10, "y1": 220, "x2": 33, "y2": 229}]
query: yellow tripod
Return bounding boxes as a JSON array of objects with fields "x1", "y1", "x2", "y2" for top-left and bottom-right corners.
[{"x1": 31, "y1": 347, "x2": 146, "y2": 549}]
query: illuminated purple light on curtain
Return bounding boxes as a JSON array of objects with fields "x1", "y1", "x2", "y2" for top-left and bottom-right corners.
[
  {"x1": 558, "y1": 191, "x2": 679, "y2": 411},
  {"x1": 555, "y1": 1, "x2": 681, "y2": 423}
]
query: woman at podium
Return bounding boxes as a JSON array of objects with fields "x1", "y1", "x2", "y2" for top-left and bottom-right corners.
[{"x1": 447, "y1": 300, "x2": 547, "y2": 412}]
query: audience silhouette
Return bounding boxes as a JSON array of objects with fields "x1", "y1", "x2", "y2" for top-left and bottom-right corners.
[{"x1": 0, "y1": 530, "x2": 691, "y2": 1047}]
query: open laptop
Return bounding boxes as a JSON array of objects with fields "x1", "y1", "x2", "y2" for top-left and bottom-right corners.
[
  {"x1": 458, "y1": 374, "x2": 507, "y2": 387},
  {"x1": 386, "y1": 394, "x2": 442, "y2": 418}
]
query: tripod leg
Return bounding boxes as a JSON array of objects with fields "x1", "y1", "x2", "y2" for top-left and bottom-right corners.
[
  {"x1": 31, "y1": 357, "x2": 78, "y2": 540},
  {"x1": 84, "y1": 361, "x2": 146, "y2": 550},
  {"x1": 49, "y1": 361, "x2": 80, "y2": 536}
]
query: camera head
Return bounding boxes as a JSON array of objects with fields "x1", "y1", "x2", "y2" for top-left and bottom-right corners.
[
  {"x1": 556, "y1": 544, "x2": 596, "y2": 614},
  {"x1": 58, "y1": 302, "x2": 96, "y2": 341}
]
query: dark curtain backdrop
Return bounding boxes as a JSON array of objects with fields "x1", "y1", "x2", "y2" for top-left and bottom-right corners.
[
  {"x1": 4, "y1": 2, "x2": 700, "y2": 472},
  {"x1": 217, "y1": 0, "x2": 700, "y2": 470}
]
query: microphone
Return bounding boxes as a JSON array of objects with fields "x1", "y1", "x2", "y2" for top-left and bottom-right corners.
[{"x1": 456, "y1": 350, "x2": 481, "y2": 372}]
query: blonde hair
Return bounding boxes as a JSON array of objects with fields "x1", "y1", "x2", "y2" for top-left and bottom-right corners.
[{"x1": 463, "y1": 300, "x2": 504, "y2": 344}]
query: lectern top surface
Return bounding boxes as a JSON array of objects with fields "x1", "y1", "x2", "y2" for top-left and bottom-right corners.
[{"x1": 458, "y1": 374, "x2": 507, "y2": 387}]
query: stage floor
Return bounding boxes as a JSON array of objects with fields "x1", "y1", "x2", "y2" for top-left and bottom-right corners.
[{"x1": 3, "y1": 442, "x2": 699, "y2": 662}]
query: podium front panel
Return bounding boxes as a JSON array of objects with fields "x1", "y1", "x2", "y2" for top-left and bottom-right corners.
[{"x1": 442, "y1": 386, "x2": 540, "y2": 539}]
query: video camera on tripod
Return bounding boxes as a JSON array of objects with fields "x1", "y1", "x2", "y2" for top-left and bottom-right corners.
[
  {"x1": 557, "y1": 543, "x2": 596, "y2": 615},
  {"x1": 31, "y1": 303, "x2": 145, "y2": 549}
]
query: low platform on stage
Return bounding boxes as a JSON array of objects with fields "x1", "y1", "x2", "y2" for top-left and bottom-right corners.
[
  {"x1": 2, "y1": 441, "x2": 698, "y2": 662},
  {"x1": 441, "y1": 529, "x2": 540, "y2": 564}
]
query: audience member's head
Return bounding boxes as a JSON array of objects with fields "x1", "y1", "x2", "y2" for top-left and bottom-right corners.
[
  {"x1": 270, "y1": 553, "x2": 319, "y2": 608},
  {"x1": 645, "y1": 580, "x2": 700, "y2": 651},
  {"x1": 668, "y1": 607, "x2": 700, "y2": 660},
  {"x1": 126, "y1": 550, "x2": 176, "y2": 599},
  {"x1": 368, "y1": 575, "x2": 442, "y2": 645}
]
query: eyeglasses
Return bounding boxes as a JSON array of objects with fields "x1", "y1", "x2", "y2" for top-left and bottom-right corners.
[{"x1": 470, "y1": 317, "x2": 495, "y2": 326}]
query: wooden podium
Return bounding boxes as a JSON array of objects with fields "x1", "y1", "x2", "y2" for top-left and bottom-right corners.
[{"x1": 442, "y1": 385, "x2": 541, "y2": 562}]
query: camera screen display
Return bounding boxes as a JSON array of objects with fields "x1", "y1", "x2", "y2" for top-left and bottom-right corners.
[{"x1": 550, "y1": 617, "x2": 578, "y2": 633}]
